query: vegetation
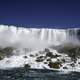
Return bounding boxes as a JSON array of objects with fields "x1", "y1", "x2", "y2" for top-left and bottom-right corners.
[
  {"x1": 0, "y1": 47, "x2": 14, "y2": 60},
  {"x1": 0, "y1": 56, "x2": 4, "y2": 60},
  {"x1": 57, "y1": 46, "x2": 80, "y2": 62}
]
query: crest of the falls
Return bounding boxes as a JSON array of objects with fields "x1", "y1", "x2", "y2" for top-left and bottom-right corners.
[
  {"x1": 0, "y1": 25, "x2": 67, "y2": 49},
  {"x1": 0, "y1": 25, "x2": 80, "y2": 49}
]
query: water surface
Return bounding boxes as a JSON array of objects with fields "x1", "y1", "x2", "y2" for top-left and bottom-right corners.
[{"x1": 0, "y1": 68, "x2": 80, "y2": 80}]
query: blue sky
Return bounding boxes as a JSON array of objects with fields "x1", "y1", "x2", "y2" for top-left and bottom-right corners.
[{"x1": 0, "y1": 0, "x2": 80, "y2": 28}]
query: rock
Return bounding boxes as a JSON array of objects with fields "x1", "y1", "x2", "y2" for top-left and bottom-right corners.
[
  {"x1": 47, "y1": 58, "x2": 51, "y2": 61},
  {"x1": 46, "y1": 52, "x2": 53, "y2": 58},
  {"x1": 0, "y1": 56, "x2": 4, "y2": 60},
  {"x1": 78, "y1": 62, "x2": 80, "y2": 64},
  {"x1": 35, "y1": 53, "x2": 38, "y2": 56},
  {"x1": 48, "y1": 61, "x2": 61, "y2": 69},
  {"x1": 70, "y1": 63, "x2": 75, "y2": 67},
  {"x1": 63, "y1": 67, "x2": 68, "y2": 69},
  {"x1": 44, "y1": 48, "x2": 50, "y2": 53},
  {"x1": 52, "y1": 54, "x2": 61, "y2": 58},
  {"x1": 23, "y1": 56, "x2": 27, "y2": 58},
  {"x1": 36, "y1": 56, "x2": 45, "y2": 62},
  {"x1": 46, "y1": 52, "x2": 61, "y2": 58},
  {"x1": 29, "y1": 54, "x2": 35, "y2": 57},
  {"x1": 61, "y1": 59, "x2": 65, "y2": 63},
  {"x1": 44, "y1": 62, "x2": 47, "y2": 64},
  {"x1": 24, "y1": 64, "x2": 31, "y2": 69}
]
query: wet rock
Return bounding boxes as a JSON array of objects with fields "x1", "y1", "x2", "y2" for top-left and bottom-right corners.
[
  {"x1": 23, "y1": 56, "x2": 27, "y2": 58},
  {"x1": 36, "y1": 56, "x2": 45, "y2": 62},
  {"x1": 46, "y1": 51, "x2": 61, "y2": 58},
  {"x1": 44, "y1": 48, "x2": 50, "y2": 53},
  {"x1": 46, "y1": 52, "x2": 53, "y2": 58},
  {"x1": 47, "y1": 58, "x2": 51, "y2": 61},
  {"x1": 24, "y1": 64, "x2": 31, "y2": 69},
  {"x1": 48, "y1": 61, "x2": 61, "y2": 69},
  {"x1": 78, "y1": 62, "x2": 80, "y2": 64},
  {"x1": 35, "y1": 53, "x2": 38, "y2": 56},
  {"x1": 61, "y1": 59, "x2": 65, "y2": 63},
  {"x1": 30, "y1": 54, "x2": 35, "y2": 57},
  {"x1": 53, "y1": 54, "x2": 61, "y2": 58},
  {"x1": 44, "y1": 62, "x2": 47, "y2": 64},
  {"x1": 63, "y1": 67, "x2": 68, "y2": 69},
  {"x1": 70, "y1": 63, "x2": 75, "y2": 67},
  {"x1": 0, "y1": 56, "x2": 4, "y2": 60}
]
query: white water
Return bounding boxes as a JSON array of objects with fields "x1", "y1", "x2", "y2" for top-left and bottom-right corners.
[
  {"x1": 0, "y1": 25, "x2": 80, "y2": 71},
  {"x1": 0, "y1": 25, "x2": 70, "y2": 49}
]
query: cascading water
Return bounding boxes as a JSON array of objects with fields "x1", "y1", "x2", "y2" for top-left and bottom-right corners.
[
  {"x1": 0, "y1": 25, "x2": 80, "y2": 70},
  {"x1": 66, "y1": 28, "x2": 80, "y2": 46},
  {"x1": 0, "y1": 25, "x2": 67, "y2": 49},
  {"x1": 0, "y1": 25, "x2": 80, "y2": 48}
]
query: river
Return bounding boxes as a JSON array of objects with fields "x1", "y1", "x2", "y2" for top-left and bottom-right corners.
[{"x1": 0, "y1": 68, "x2": 80, "y2": 80}]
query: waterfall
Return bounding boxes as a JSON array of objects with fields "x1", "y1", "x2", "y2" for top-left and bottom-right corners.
[
  {"x1": 0, "y1": 25, "x2": 80, "y2": 70},
  {"x1": 0, "y1": 25, "x2": 80, "y2": 49}
]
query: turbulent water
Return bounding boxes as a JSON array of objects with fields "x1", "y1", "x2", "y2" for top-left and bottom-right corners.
[
  {"x1": 0, "y1": 25, "x2": 80, "y2": 79},
  {"x1": 0, "y1": 25, "x2": 80, "y2": 48}
]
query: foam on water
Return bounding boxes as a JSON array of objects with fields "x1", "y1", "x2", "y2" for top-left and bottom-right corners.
[{"x1": 0, "y1": 25, "x2": 80, "y2": 71}]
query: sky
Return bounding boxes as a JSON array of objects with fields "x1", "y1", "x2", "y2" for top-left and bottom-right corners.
[{"x1": 0, "y1": 0, "x2": 80, "y2": 28}]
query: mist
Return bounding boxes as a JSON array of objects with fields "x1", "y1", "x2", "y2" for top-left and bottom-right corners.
[
  {"x1": 0, "y1": 25, "x2": 52, "y2": 50},
  {"x1": 0, "y1": 25, "x2": 80, "y2": 50}
]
